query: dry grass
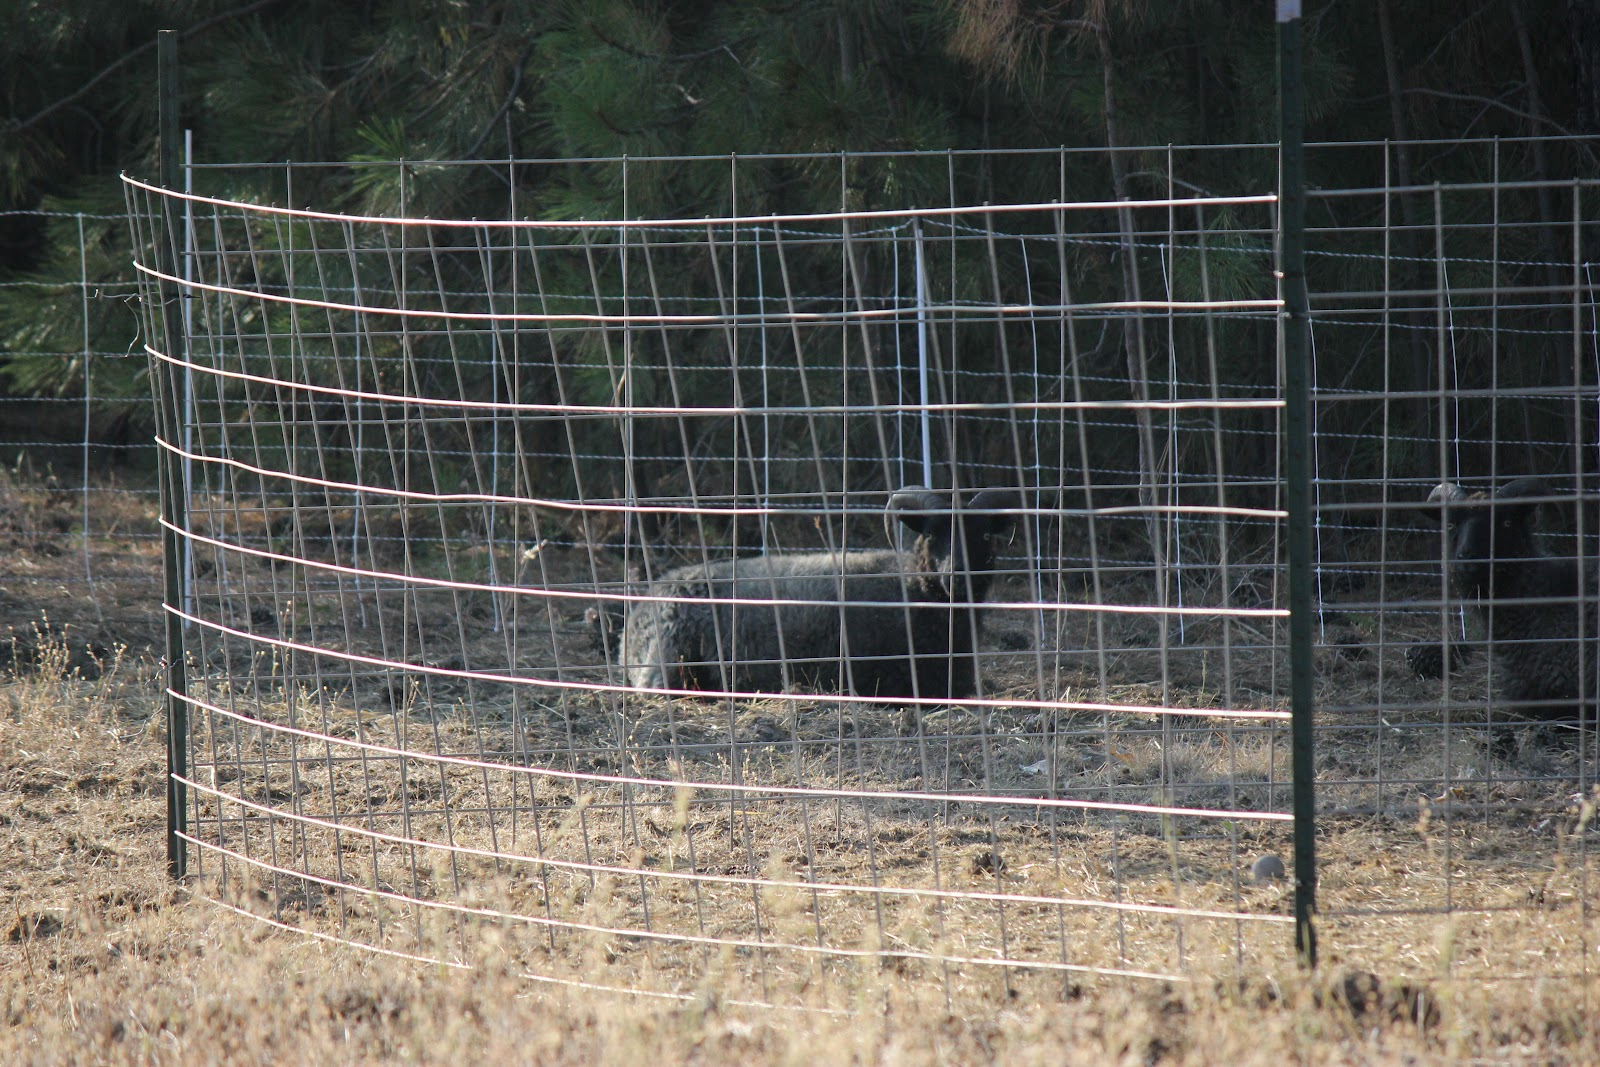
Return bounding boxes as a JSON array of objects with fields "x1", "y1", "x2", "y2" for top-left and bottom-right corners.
[
  {"x1": 6, "y1": 479, "x2": 1600, "y2": 1063},
  {"x1": 5, "y1": 654, "x2": 1600, "y2": 1064}
]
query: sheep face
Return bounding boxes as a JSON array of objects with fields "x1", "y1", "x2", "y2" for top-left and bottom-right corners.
[
  {"x1": 892, "y1": 487, "x2": 1020, "y2": 602},
  {"x1": 1434, "y1": 477, "x2": 1549, "y2": 603}
]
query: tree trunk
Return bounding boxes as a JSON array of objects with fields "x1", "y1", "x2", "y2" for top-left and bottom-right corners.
[
  {"x1": 1093, "y1": 15, "x2": 1173, "y2": 728},
  {"x1": 1511, "y1": 0, "x2": 1579, "y2": 474},
  {"x1": 1093, "y1": 19, "x2": 1161, "y2": 543},
  {"x1": 1571, "y1": 0, "x2": 1600, "y2": 133},
  {"x1": 1377, "y1": 0, "x2": 1435, "y2": 449}
]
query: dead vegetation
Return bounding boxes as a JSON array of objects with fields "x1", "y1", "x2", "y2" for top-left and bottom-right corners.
[{"x1": 5, "y1": 478, "x2": 1600, "y2": 1062}]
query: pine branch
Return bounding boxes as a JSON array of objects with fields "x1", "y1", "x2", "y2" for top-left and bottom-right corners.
[
  {"x1": 588, "y1": 24, "x2": 749, "y2": 65},
  {"x1": 1402, "y1": 86, "x2": 1590, "y2": 143},
  {"x1": 8, "y1": 0, "x2": 283, "y2": 135},
  {"x1": 463, "y1": 44, "x2": 537, "y2": 160}
]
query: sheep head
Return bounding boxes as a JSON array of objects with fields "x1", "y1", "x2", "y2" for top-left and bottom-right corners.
[
  {"x1": 1429, "y1": 477, "x2": 1554, "y2": 598},
  {"x1": 887, "y1": 487, "x2": 1020, "y2": 601}
]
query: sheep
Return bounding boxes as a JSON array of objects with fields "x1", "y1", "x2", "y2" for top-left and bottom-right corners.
[
  {"x1": 1422, "y1": 477, "x2": 1600, "y2": 723},
  {"x1": 597, "y1": 487, "x2": 1021, "y2": 700}
]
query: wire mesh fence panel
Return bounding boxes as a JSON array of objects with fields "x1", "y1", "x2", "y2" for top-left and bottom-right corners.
[
  {"x1": 123, "y1": 148, "x2": 1298, "y2": 1003},
  {"x1": 1302, "y1": 139, "x2": 1600, "y2": 987},
  {"x1": 0, "y1": 207, "x2": 161, "y2": 672},
  {"x1": 116, "y1": 139, "x2": 1600, "y2": 1004}
]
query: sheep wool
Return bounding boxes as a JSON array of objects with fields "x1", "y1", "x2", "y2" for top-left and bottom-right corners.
[
  {"x1": 1430, "y1": 477, "x2": 1600, "y2": 721},
  {"x1": 602, "y1": 487, "x2": 1020, "y2": 700}
]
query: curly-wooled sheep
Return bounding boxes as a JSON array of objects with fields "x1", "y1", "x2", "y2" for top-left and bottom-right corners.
[
  {"x1": 1426, "y1": 477, "x2": 1598, "y2": 720},
  {"x1": 596, "y1": 487, "x2": 1020, "y2": 700}
]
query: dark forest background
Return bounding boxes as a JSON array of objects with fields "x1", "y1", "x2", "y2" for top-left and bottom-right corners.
[{"x1": 4, "y1": 0, "x2": 1600, "y2": 511}]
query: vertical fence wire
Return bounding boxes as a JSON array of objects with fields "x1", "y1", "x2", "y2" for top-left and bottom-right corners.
[
  {"x1": 17, "y1": 137, "x2": 1572, "y2": 1005},
  {"x1": 120, "y1": 161, "x2": 1298, "y2": 1001}
]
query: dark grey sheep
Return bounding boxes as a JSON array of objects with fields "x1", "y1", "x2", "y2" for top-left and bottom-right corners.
[
  {"x1": 601, "y1": 487, "x2": 1020, "y2": 700},
  {"x1": 1424, "y1": 477, "x2": 1599, "y2": 721}
]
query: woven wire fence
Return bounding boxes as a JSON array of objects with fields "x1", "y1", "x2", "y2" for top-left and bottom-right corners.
[
  {"x1": 121, "y1": 142, "x2": 1600, "y2": 1004},
  {"x1": 1303, "y1": 145, "x2": 1600, "y2": 984},
  {"x1": 0, "y1": 207, "x2": 158, "y2": 649}
]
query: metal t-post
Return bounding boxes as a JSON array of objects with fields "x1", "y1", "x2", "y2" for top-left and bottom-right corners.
[
  {"x1": 1278, "y1": 1, "x2": 1318, "y2": 967},
  {"x1": 156, "y1": 29, "x2": 191, "y2": 880}
]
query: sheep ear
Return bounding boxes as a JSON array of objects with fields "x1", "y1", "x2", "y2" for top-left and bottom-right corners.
[
  {"x1": 1493, "y1": 477, "x2": 1555, "y2": 524},
  {"x1": 1496, "y1": 477, "x2": 1554, "y2": 502},
  {"x1": 966, "y1": 489, "x2": 1023, "y2": 535}
]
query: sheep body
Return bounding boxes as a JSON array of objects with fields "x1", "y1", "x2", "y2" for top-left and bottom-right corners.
[
  {"x1": 1432, "y1": 477, "x2": 1600, "y2": 719},
  {"x1": 608, "y1": 488, "x2": 1018, "y2": 699}
]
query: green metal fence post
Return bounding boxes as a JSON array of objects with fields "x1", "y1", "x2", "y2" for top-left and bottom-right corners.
[
  {"x1": 156, "y1": 29, "x2": 190, "y2": 880},
  {"x1": 1278, "y1": 0, "x2": 1318, "y2": 968}
]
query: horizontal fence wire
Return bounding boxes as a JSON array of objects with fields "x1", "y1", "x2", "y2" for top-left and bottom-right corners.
[
  {"x1": 4, "y1": 136, "x2": 1589, "y2": 1006},
  {"x1": 118, "y1": 145, "x2": 1297, "y2": 1003}
]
